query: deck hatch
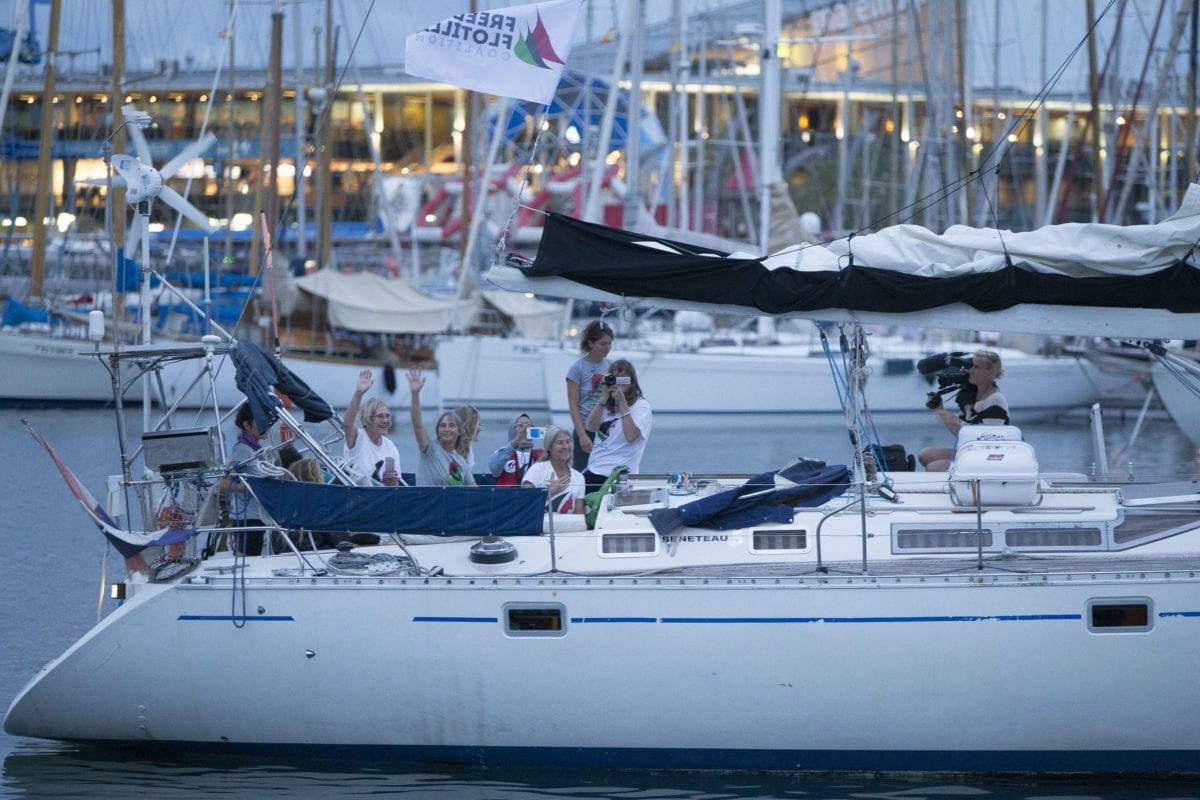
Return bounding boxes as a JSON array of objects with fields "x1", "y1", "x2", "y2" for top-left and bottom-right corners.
[
  {"x1": 1087, "y1": 598, "x2": 1153, "y2": 633},
  {"x1": 504, "y1": 603, "x2": 567, "y2": 636}
]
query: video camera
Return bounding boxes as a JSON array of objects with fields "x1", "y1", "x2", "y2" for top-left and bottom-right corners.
[{"x1": 917, "y1": 352, "x2": 977, "y2": 411}]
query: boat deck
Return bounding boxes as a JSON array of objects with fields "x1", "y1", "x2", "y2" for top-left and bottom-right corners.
[{"x1": 647, "y1": 553, "x2": 1200, "y2": 578}]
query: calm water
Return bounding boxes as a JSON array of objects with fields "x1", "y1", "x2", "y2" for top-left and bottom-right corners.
[{"x1": 1, "y1": 407, "x2": 1197, "y2": 799}]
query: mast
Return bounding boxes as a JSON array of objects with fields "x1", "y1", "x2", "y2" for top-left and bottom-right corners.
[
  {"x1": 267, "y1": 6, "x2": 284, "y2": 241},
  {"x1": 693, "y1": 18, "x2": 706, "y2": 232},
  {"x1": 458, "y1": 0, "x2": 477, "y2": 265},
  {"x1": 622, "y1": 0, "x2": 644, "y2": 230},
  {"x1": 294, "y1": 0, "x2": 307, "y2": 260},
  {"x1": 889, "y1": 0, "x2": 900, "y2": 217},
  {"x1": 0, "y1": 0, "x2": 30, "y2": 145},
  {"x1": 110, "y1": 0, "x2": 125, "y2": 253},
  {"x1": 758, "y1": 0, "x2": 780, "y2": 255},
  {"x1": 1188, "y1": 0, "x2": 1198, "y2": 188},
  {"x1": 583, "y1": 0, "x2": 635, "y2": 222},
  {"x1": 833, "y1": 36, "x2": 852, "y2": 233},
  {"x1": 250, "y1": 2, "x2": 284, "y2": 276},
  {"x1": 29, "y1": 0, "x2": 62, "y2": 300},
  {"x1": 338, "y1": 0, "x2": 404, "y2": 274},
  {"x1": 677, "y1": 5, "x2": 690, "y2": 231},
  {"x1": 1085, "y1": 0, "x2": 1102, "y2": 221},
  {"x1": 1034, "y1": 0, "x2": 1048, "y2": 223},
  {"x1": 316, "y1": 0, "x2": 334, "y2": 269},
  {"x1": 954, "y1": 0, "x2": 972, "y2": 224},
  {"x1": 667, "y1": 0, "x2": 681, "y2": 229},
  {"x1": 224, "y1": 1, "x2": 236, "y2": 260}
]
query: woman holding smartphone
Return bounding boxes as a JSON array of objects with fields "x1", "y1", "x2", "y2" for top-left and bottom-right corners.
[
  {"x1": 344, "y1": 369, "x2": 401, "y2": 486},
  {"x1": 582, "y1": 359, "x2": 651, "y2": 493}
]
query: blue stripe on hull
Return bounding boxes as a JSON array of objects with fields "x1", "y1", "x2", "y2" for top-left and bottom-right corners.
[
  {"x1": 69, "y1": 740, "x2": 1200, "y2": 774},
  {"x1": 177, "y1": 615, "x2": 295, "y2": 622}
]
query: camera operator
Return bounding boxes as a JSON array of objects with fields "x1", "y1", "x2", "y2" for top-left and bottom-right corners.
[
  {"x1": 917, "y1": 350, "x2": 1009, "y2": 472},
  {"x1": 583, "y1": 359, "x2": 652, "y2": 493}
]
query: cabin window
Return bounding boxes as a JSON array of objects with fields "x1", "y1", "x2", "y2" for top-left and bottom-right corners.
[
  {"x1": 1112, "y1": 509, "x2": 1199, "y2": 546},
  {"x1": 1087, "y1": 599, "x2": 1153, "y2": 633},
  {"x1": 894, "y1": 528, "x2": 993, "y2": 550},
  {"x1": 1005, "y1": 527, "x2": 1103, "y2": 548},
  {"x1": 600, "y1": 532, "x2": 658, "y2": 556},
  {"x1": 751, "y1": 529, "x2": 807, "y2": 552},
  {"x1": 504, "y1": 604, "x2": 566, "y2": 637}
]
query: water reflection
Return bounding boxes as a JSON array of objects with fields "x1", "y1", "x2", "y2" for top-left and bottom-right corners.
[{"x1": 2, "y1": 741, "x2": 1195, "y2": 800}]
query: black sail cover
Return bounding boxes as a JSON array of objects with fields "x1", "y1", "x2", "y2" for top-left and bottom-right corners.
[{"x1": 524, "y1": 213, "x2": 1200, "y2": 316}]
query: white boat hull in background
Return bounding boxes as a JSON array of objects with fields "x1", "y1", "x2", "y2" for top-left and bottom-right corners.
[
  {"x1": 434, "y1": 335, "x2": 551, "y2": 412},
  {"x1": 0, "y1": 331, "x2": 1102, "y2": 425},
  {"x1": 1153, "y1": 360, "x2": 1200, "y2": 447},
  {"x1": 539, "y1": 347, "x2": 1100, "y2": 427},
  {"x1": 0, "y1": 332, "x2": 139, "y2": 404},
  {"x1": 0, "y1": 332, "x2": 443, "y2": 412}
]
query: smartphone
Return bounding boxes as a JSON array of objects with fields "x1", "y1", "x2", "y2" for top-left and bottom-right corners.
[
  {"x1": 383, "y1": 456, "x2": 395, "y2": 475},
  {"x1": 527, "y1": 427, "x2": 544, "y2": 441}
]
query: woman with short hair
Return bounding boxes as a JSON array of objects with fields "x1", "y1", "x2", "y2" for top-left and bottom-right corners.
[{"x1": 343, "y1": 369, "x2": 401, "y2": 486}]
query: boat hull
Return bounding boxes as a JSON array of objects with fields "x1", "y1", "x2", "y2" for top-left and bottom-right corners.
[
  {"x1": 540, "y1": 348, "x2": 1099, "y2": 425},
  {"x1": 7, "y1": 573, "x2": 1199, "y2": 771},
  {"x1": 0, "y1": 332, "x2": 136, "y2": 404},
  {"x1": 1153, "y1": 360, "x2": 1200, "y2": 447}
]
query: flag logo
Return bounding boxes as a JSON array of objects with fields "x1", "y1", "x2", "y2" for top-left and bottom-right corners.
[
  {"x1": 405, "y1": 0, "x2": 583, "y2": 106},
  {"x1": 515, "y1": 11, "x2": 565, "y2": 69}
]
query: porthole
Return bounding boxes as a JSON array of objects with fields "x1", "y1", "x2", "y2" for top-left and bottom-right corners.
[
  {"x1": 1087, "y1": 598, "x2": 1153, "y2": 633},
  {"x1": 504, "y1": 603, "x2": 567, "y2": 637}
]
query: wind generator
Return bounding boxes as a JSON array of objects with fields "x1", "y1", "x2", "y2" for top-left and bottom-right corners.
[
  {"x1": 82, "y1": 105, "x2": 218, "y2": 425},
  {"x1": 85, "y1": 104, "x2": 218, "y2": 260}
]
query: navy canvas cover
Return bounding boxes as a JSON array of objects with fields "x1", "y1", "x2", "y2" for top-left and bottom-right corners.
[
  {"x1": 231, "y1": 340, "x2": 334, "y2": 433},
  {"x1": 245, "y1": 477, "x2": 546, "y2": 536},
  {"x1": 649, "y1": 459, "x2": 851, "y2": 535}
]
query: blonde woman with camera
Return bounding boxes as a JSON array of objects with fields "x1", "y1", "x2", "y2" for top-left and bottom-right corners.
[
  {"x1": 582, "y1": 359, "x2": 651, "y2": 493},
  {"x1": 918, "y1": 350, "x2": 1009, "y2": 472}
]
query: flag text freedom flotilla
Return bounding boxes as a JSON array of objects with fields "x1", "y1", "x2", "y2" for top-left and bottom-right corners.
[{"x1": 405, "y1": 0, "x2": 584, "y2": 105}]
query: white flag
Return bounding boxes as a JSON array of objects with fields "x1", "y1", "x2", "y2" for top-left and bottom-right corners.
[{"x1": 404, "y1": 0, "x2": 584, "y2": 105}]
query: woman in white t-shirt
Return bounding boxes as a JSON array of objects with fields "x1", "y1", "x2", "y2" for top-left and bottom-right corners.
[
  {"x1": 522, "y1": 427, "x2": 586, "y2": 514},
  {"x1": 583, "y1": 359, "x2": 652, "y2": 493},
  {"x1": 343, "y1": 369, "x2": 401, "y2": 486}
]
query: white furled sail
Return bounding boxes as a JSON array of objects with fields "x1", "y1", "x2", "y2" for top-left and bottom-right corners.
[{"x1": 487, "y1": 184, "x2": 1200, "y2": 340}]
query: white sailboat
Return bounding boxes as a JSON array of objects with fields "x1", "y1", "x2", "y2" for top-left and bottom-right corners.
[{"x1": 5, "y1": 180, "x2": 1200, "y2": 773}]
